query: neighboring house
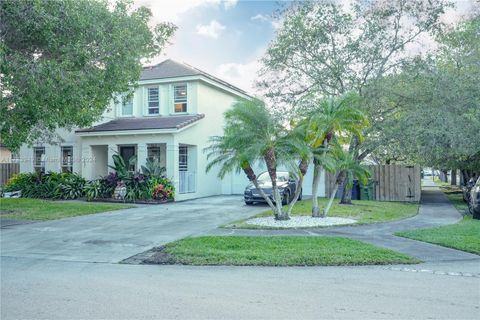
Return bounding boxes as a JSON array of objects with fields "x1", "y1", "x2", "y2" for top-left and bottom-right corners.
[
  {"x1": 19, "y1": 59, "x2": 326, "y2": 201},
  {"x1": 0, "y1": 143, "x2": 18, "y2": 164}
]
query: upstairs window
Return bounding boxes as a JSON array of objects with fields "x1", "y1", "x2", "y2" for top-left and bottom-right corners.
[
  {"x1": 174, "y1": 84, "x2": 187, "y2": 113},
  {"x1": 61, "y1": 146, "x2": 73, "y2": 173},
  {"x1": 148, "y1": 87, "x2": 159, "y2": 115},
  {"x1": 121, "y1": 95, "x2": 133, "y2": 116}
]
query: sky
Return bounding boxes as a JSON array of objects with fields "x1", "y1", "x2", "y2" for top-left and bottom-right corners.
[{"x1": 133, "y1": 0, "x2": 476, "y2": 94}]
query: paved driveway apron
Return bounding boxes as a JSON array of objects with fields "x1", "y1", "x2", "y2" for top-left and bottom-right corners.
[{"x1": 0, "y1": 196, "x2": 265, "y2": 263}]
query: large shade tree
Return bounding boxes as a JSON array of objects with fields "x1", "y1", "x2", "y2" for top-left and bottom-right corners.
[
  {"x1": 366, "y1": 15, "x2": 480, "y2": 180},
  {"x1": 0, "y1": 0, "x2": 176, "y2": 150}
]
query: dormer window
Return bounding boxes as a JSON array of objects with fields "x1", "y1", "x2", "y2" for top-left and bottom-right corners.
[
  {"x1": 174, "y1": 84, "x2": 187, "y2": 113},
  {"x1": 148, "y1": 87, "x2": 159, "y2": 115}
]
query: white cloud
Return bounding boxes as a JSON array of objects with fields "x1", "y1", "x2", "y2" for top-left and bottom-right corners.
[
  {"x1": 223, "y1": 0, "x2": 238, "y2": 10},
  {"x1": 251, "y1": 14, "x2": 269, "y2": 23},
  {"x1": 216, "y1": 59, "x2": 261, "y2": 93},
  {"x1": 134, "y1": 0, "x2": 237, "y2": 23},
  {"x1": 251, "y1": 13, "x2": 281, "y2": 29},
  {"x1": 196, "y1": 20, "x2": 226, "y2": 38}
]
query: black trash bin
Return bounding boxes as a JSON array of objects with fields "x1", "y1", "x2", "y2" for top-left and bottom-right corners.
[{"x1": 351, "y1": 180, "x2": 361, "y2": 200}]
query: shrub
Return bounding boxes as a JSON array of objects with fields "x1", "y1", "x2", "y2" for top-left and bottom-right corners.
[
  {"x1": 4, "y1": 172, "x2": 85, "y2": 199},
  {"x1": 84, "y1": 180, "x2": 101, "y2": 201}
]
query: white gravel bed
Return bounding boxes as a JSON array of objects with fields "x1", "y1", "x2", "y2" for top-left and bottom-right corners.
[{"x1": 245, "y1": 216, "x2": 358, "y2": 228}]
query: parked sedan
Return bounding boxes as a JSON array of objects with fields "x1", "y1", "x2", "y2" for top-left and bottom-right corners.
[
  {"x1": 470, "y1": 177, "x2": 480, "y2": 219},
  {"x1": 244, "y1": 171, "x2": 301, "y2": 205}
]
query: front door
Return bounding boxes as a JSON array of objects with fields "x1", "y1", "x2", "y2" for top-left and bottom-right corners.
[{"x1": 119, "y1": 146, "x2": 136, "y2": 171}]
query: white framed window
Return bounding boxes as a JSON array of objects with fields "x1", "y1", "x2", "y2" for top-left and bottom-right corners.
[
  {"x1": 121, "y1": 95, "x2": 133, "y2": 116},
  {"x1": 147, "y1": 87, "x2": 159, "y2": 115},
  {"x1": 179, "y1": 145, "x2": 188, "y2": 171},
  {"x1": 174, "y1": 84, "x2": 187, "y2": 113},
  {"x1": 147, "y1": 144, "x2": 161, "y2": 162},
  {"x1": 33, "y1": 147, "x2": 45, "y2": 174},
  {"x1": 61, "y1": 146, "x2": 73, "y2": 173}
]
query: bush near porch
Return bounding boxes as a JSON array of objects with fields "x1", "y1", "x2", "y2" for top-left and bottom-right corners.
[{"x1": 3, "y1": 161, "x2": 175, "y2": 203}]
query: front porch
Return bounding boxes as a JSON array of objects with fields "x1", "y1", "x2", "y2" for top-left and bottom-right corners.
[{"x1": 80, "y1": 136, "x2": 197, "y2": 199}]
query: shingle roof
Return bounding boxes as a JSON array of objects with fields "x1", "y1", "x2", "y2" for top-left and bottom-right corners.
[
  {"x1": 140, "y1": 59, "x2": 250, "y2": 97},
  {"x1": 76, "y1": 114, "x2": 205, "y2": 133},
  {"x1": 141, "y1": 59, "x2": 201, "y2": 80}
]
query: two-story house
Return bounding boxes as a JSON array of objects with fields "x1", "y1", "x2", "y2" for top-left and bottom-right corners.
[{"x1": 18, "y1": 59, "x2": 326, "y2": 201}]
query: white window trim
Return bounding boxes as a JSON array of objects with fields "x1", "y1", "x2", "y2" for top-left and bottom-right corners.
[
  {"x1": 146, "y1": 86, "x2": 160, "y2": 116},
  {"x1": 61, "y1": 146, "x2": 73, "y2": 173},
  {"x1": 119, "y1": 96, "x2": 134, "y2": 118},
  {"x1": 173, "y1": 83, "x2": 188, "y2": 114},
  {"x1": 33, "y1": 146, "x2": 46, "y2": 172}
]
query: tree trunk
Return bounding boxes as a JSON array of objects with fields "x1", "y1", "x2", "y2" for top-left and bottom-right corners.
[
  {"x1": 323, "y1": 171, "x2": 346, "y2": 217},
  {"x1": 340, "y1": 183, "x2": 352, "y2": 204},
  {"x1": 441, "y1": 170, "x2": 448, "y2": 183},
  {"x1": 287, "y1": 159, "x2": 309, "y2": 216},
  {"x1": 264, "y1": 148, "x2": 288, "y2": 220},
  {"x1": 311, "y1": 163, "x2": 322, "y2": 217},
  {"x1": 451, "y1": 170, "x2": 457, "y2": 185},
  {"x1": 324, "y1": 183, "x2": 340, "y2": 218}
]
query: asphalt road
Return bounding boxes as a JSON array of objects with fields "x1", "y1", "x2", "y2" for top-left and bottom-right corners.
[
  {"x1": 1, "y1": 184, "x2": 479, "y2": 319},
  {"x1": 1, "y1": 256, "x2": 479, "y2": 320}
]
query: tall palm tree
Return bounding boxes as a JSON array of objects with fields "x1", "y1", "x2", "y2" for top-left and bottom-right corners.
[
  {"x1": 303, "y1": 92, "x2": 369, "y2": 217},
  {"x1": 205, "y1": 99, "x2": 302, "y2": 220},
  {"x1": 323, "y1": 148, "x2": 370, "y2": 217}
]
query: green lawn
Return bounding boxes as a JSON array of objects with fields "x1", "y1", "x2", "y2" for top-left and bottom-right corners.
[
  {"x1": 0, "y1": 198, "x2": 134, "y2": 221},
  {"x1": 223, "y1": 198, "x2": 418, "y2": 229},
  {"x1": 145, "y1": 236, "x2": 420, "y2": 266},
  {"x1": 396, "y1": 217, "x2": 480, "y2": 255},
  {"x1": 436, "y1": 184, "x2": 468, "y2": 213}
]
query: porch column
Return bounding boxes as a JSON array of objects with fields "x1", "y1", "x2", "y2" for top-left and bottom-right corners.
[
  {"x1": 137, "y1": 143, "x2": 148, "y2": 172},
  {"x1": 107, "y1": 144, "x2": 117, "y2": 172},
  {"x1": 81, "y1": 145, "x2": 94, "y2": 180},
  {"x1": 166, "y1": 140, "x2": 179, "y2": 194}
]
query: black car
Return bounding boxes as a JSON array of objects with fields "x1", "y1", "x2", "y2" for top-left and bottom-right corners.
[
  {"x1": 244, "y1": 171, "x2": 301, "y2": 205},
  {"x1": 469, "y1": 177, "x2": 480, "y2": 219}
]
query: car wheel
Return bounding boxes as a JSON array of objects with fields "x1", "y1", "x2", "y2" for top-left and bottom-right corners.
[
  {"x1": 282, "y1": 190, "x2": 290, "y2": 205},
  {"x1": 245, "y1": 201, "x2": 253, "y2": 205}
]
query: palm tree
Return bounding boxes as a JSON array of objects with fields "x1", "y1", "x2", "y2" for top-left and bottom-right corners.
[
  {"x1": 323, "y1": 148, "x2": 370, "y2": 217},
  {"x1": 205, "y1": 99, "x2": 302, "y2": 220},
  {"x1": 303, "y1": 93, "x2": 369, "y2": 217}
]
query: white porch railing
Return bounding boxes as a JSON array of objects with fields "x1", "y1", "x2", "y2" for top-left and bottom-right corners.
[{"x1": 179, "y1": 171, "x2": 196, "y2": 194}]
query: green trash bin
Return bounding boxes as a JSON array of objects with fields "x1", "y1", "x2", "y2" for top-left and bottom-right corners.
[{"x1": 360, "y1": 179, "x2": 375, "y2": 200}]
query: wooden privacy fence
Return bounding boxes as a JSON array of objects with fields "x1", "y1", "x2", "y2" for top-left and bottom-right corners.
[
  {"x1": 0, "y1": 163, "x2": 19, "y2": 186},
  {"x1": 325, "y1": 164, "x2": 421, "y2": 202},
  {"x1": 373, "y1": 165, "x2": 421, "y2": 202}
]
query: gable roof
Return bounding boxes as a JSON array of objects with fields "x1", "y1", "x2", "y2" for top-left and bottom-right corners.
[
  {"x1": 140, "y1": 59, "x2": 251, "y2": 98},
  {"x1": 76, "y1": 114, "x2": 205, "y2": 133}
]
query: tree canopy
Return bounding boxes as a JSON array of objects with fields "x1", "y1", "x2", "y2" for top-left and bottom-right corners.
[
  {"x1": 0, "y1": 0, "x2": 176, "y2": 150},
  {"x1": 368, "y1": 16, "x2": 480, "y2": 171}
]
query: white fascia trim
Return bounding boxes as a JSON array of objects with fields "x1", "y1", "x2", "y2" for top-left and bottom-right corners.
[
  {"x1": 76, "y1": 120, "x2": 200, "y2": 137},
  {"x1": 138, "y1": 76, "x2": 253, "y2": 100}
]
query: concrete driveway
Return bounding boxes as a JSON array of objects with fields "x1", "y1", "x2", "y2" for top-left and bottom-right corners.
[{"x1": 0, "y1": 196, "x2": 265, "y2": 263}]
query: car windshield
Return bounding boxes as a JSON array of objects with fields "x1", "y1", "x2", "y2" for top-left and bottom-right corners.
[{"x1": 257, "y1": 172, "x2": 289, "y2": 182}]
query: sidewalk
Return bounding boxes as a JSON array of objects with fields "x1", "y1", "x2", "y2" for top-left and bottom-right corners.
[{"x1": 206, "y1": 185, "x2": 479, "y2": 263}]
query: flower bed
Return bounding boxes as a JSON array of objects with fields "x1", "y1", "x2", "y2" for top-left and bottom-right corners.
[{"x1": 3, "y1": 155, "x2": 175, "y2": 203}]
